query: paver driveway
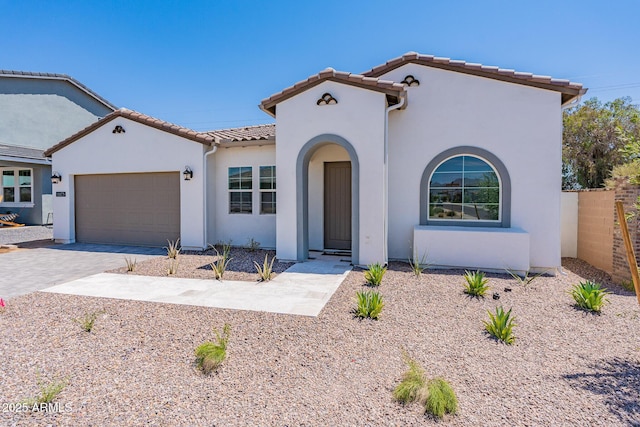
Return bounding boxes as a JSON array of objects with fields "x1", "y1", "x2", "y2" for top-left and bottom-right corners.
[{"x1": 0, "y1": 243, "x2": 164, "y2": 299}]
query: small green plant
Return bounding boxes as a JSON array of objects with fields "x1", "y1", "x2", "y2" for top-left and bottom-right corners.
[
  {"x1": 425, "y1": 378, "x2": 458, "y2": 419},
  {"x1": 620, "y1": 279, "x2": 636, "y2": 292},
  {"x1": 254, "y1": 254, "x2": 275, "y2": 282},
  {"x1": 364, "y1": 262, "x2": 387, "y2": 286},
  {"x1": 570, "y1": 281, "x2": 610, "y2": 313},
  {"x1": 506, "y1": 268, "x2": 548, "y2": 286},
  {"x1": 408, "y1": 249, "x2": 428, "y2": 278},
  {"x1": 195, "y1": 323, "x2": 231, "y2": 374},
  {"x1": 246, "y1": 237, "x2": 261, "y2": 252},
  {"x1": 124, "y1": 256, "x2": 137, "y2": 272},
  {"x1": 168, "y1": 259, "x2": 179, "y2": 275},
  {"x1": 210, "y1": 243, "x2": 232, "y2": 280},
  {"x1": 72, "y1": 310, "x2": 104, "y2": 332},
  {"x1": 354, "y1": 290, "x2": 384, "y2": 319},
  {"x1": 393, "y1": 353, "x2": 427, "y2": 404},
  {"x1": 22, "y1": 371, "x2": 68, "y2": 408},
  {"x1": 463, "y1": 270, "x2": 489, "y2": 297},
  {"x1": 165, "y1": 238, "x2": 181, "y2": 259},
  {"x1": 484, "y1": 306, "x2": 516, "y2": 344}
]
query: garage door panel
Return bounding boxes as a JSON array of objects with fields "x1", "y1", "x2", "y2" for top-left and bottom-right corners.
[{"x1": 75, "y1": 172, "x2": 180, "y2": 246}]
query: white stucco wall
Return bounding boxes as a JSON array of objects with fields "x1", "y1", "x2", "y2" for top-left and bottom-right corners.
[
  {"x1": 274, "y1": 80, "x2": 388, "y2": 265},
  {"x1": 209, "y1": 144, "x2": 276, "y2": 248},
  {"x1": 382, "y1": 64, "x2": 563, "y2": 270},
  {"x1": 51, "y1": 117, "x2": 207, "y2": 249},
  {"x1": 560, "y1": 191, "x2": 578, "y2": 258}
]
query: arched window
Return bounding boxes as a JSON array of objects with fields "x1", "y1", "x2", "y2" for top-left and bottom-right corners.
[{"x1": 420, "y1": 147, "x2": 511, "y2": 227}]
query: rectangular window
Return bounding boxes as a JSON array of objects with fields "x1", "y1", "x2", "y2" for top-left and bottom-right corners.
[
  {"x1": 229, "y1": 167, "x2": 252, "y2": 213},
  {"x1": 260, "y1": 166, "x2": 276, "y2": 214},
  {"x1": 1, "y1": 168, "x2": 32, "y2": 204}
]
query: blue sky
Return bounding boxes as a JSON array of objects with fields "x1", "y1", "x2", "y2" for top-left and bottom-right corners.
[{"x1": 2, "y1": 1, "x2": 639, "y2": 131}]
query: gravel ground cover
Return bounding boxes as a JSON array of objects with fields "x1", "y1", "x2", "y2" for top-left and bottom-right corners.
[
  {"x1": 108, "y1": 246, "x2": 294, "y2": 282},
  {"x1": 0, "y1": 225, "x2": 53, "y2": 247},
  {"x1": 1, "y1": 258, "x2": 640, "y2": 426}
]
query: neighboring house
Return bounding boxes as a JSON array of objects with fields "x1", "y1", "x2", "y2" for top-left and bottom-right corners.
[
  {"x1": 0, "y1": 71, "x2": 115, "y2": 225},
  {"x1": 45, "y1": 52, "x2": 586, "y2": 273}
]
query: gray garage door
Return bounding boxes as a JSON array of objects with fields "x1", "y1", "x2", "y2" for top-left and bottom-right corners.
[{"x1": 75, "y1": 172, "x2": 180, "y2": 246}]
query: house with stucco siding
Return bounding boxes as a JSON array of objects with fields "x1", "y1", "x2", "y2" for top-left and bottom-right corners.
[
  {"x1": 0, "y1": 71, "x2": 115, "y2": 225},
  {"x1": 44, "y1": 52, "x2": 586, "y2": 273}
]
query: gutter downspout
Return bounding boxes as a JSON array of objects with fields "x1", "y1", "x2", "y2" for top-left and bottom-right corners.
[
  {"x1": 203, "y1": 139, "x2": 220, "y2": 248},
  {"x1": 383, "y1": 92, "x2": 406, "y2": 263}
]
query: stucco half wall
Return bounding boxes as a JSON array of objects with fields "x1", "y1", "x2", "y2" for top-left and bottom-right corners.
[{"x1": 51, "y1": 117, "x2": 207, "y2": 249}]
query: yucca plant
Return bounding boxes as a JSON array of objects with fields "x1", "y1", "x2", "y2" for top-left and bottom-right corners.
[
  {"x1": 364, "y1": 262, "x2": 387, "y2": 286},
  {"x1": 570, "y1": 281, "x2": 610, "y2": 313},
  {"x1": 195, "y1": 323, "x2": 231, "y2": 374},
  {"x1": 210, "y1": 244, "x2": 232, "y2": 280},
  {"x1": 124, "y1": 256, "x2": 137, "y2": 272},
  {"x1": 393, "y1": 353, "x2": 428, "y2": 404},
  {"x1": 167, "y1": 259, "x2": 179, "y2": 275},
  {"x1": 165, "y1": 238, "x2": 181, "y2": 259},
  {"x1": 254, "y1": 254, "x2": 275, "y2": 282},
  {"x1": 484, "y1": 306, "x2": 516, "y2": 344},
  {"x1": 506, "y1": 268, "x2": 548, "y2": 287},
  {"x1": 408, "y1": 249, "x2": 428, "y2": 278},
  {"x1": 425, "y1": 378, "x2": 458, "y2": 419},
  {"x1": 355, "y1": 290, "x2": 384, "y2": 319},
  {"x1": 463, "y1": 270, "x2": 489, "y2": 297}
]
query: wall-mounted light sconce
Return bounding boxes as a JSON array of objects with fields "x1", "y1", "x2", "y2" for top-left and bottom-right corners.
[
  {"x1": 183, "y1": 166, "x2": 193, "y2": 181},
  {"x1": 112, "y1": 125, "x2": 126, "y2": 134},
  {"x1": 51, "y1": 172, "x2": 62, "y2": 184}
]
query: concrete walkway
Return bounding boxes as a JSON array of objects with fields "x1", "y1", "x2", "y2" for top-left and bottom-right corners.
[
  {"x1": 41, "y1": 258, "x2": 352, "y2": 316},
  {"x1": 0, "y1": 243, "x2": 164, "y2": 298}
]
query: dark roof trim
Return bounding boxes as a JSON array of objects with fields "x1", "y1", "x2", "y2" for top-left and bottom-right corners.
[
  {"x1": 361, "y1": 52, "x2": 587, "y2": 104},
  {"x1": 260, "y1": 68, "x2": 406, "y2": 117},
  {"x1": 0, "y1": 70, "x2": 117, "y2": 111},
  {"x1": 44, "y1": 109, "x2": 215, "y2": 157}
]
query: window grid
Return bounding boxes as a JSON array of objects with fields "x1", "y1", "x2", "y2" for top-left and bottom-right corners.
[
  {"x1": 259, "y1": 166, "x2": 276, "y2": 214},
  {"x1": 228, "y1": 166, "x2": 252, "y2": 214},
  {"x1": 428, "y1": 156, "x2": 500, "y2": 222},
  {"x1": 1, "y1": 168, "x2": 32, "y2": 203}
]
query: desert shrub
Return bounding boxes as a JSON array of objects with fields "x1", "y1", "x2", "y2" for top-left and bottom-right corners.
[
  {"x1": 425, "y1": 378, "x2": 458, "y2": 419},
  {"x1": 463, "y1": 270, "x2": 489, "y2": 297},
  {"x1": 22, "y1": 371, "x2": 68, "y2": 408},
  {"x1": 570, "y1": 281, "x2": 610, "y2": 312},
  {"x1": 408, "y1": 249, "x2": 428, "y2": 278},
  {"x1": 246, "y1": 238, "x2": 260, "y2": 252},
  {"x1": 354, "y1": 290, "x2": 384, "y2": 319},
  {"x1": 210, "y1": 244, "x2": 232, "y2": 280},
  {"x1": 165, "y1": 238, "x2": 181, "y2": 259},
  {"x1": 124, "y1": 257, "x2": 137, "y2": 272},
  {"x1": 364, "y1": 262, "x2": 387, "y2": 286},
  {"x1": 254, "y1": 254, "x2": 275, "y2": 282},
  {"x1": 484, "y1": 306, "x2": 516, "y2": 344},
  {"x1": 393, "y1": 355, "x2": 427, "y2": 404},
  {"x1": 506, "y1": 268, "x2": 548, "y2": 286},
  {"x1": 72, "y1": 310, "x2": 104, "y2": 332},
  {"x1": 195, "y1": 324, "x2": 231, "y2": 374}
]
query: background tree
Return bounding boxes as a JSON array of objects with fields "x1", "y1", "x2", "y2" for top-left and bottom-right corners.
[{"x1": 562, "y1": 97, "x2": 640, "y2": 189}]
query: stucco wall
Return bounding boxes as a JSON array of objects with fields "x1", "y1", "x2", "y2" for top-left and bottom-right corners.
[
  {"x1": 209, "y1": 144, "x2": 276, "y2": 248},
  {"x1": 382, "y1": 64, "x2": 563, "y2": 270},
  {"x1": 274, "y1": 80, "x2": 387, "y2": 264},
  {"x1": 51, "y1": 117, "x2": 207, "y2": 249},
  {"x1": 560, "y1": 191, "x2": 578, "y2": 258},
  {"x1": 0, "y1": 161, "x2": 51, "y2": 225}
]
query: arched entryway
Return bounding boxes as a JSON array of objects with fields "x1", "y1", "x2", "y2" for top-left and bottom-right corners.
[{"x1": 296, "y1": 134, "x2": 360, "y2": 264}]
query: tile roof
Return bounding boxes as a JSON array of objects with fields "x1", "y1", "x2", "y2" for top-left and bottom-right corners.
[
  {"x1": 260, "y1": 68, "x2": 407, "y2": 116},
  {"x1": 207, "y1": 123, "x2": 275, "y2": 143},
  {"x1": 44, "y1": 108, "x2": 215, "y2": 157},
  {"x1": 0, "y1": 144, "x2": 47, "y2": 161},
  {"x1": 361, "y1": 52, "x2": 587, "y2": 104},
  {"x1": 0, "y1": 70, "x2": 117, "y2": 111}
]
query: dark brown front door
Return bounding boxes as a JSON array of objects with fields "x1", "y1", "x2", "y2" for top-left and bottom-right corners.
[{"x1": 324, "y1": 161, "x2": 351, "y2": 250}]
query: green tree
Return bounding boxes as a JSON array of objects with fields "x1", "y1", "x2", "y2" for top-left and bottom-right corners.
[{"x1": 562, "y1": 97, "x2": 640, "y2": 189}]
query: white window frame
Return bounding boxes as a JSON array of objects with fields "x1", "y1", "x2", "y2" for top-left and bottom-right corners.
[
  {"x1": 228, "y1": 166, "x2": 252, "y2": 214},
  {"x1": 427, "y1": 155, "x2": 502, "y2": 223},
  {"x1": 259, "y1": 165, "x2": 276, "y2": 215},
  {"x1": 1, "y1": 167, "x2": 34, "y2": 207}
]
